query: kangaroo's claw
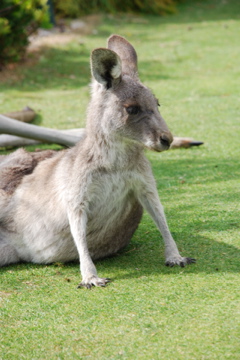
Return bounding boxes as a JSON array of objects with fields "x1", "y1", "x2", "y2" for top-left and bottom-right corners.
[
  {"x1": 77, "y1": 276, "x2": 111, "y2": 289},
  {"x1": 165, "y1": 257, "x2": 196, "y2": 267}
]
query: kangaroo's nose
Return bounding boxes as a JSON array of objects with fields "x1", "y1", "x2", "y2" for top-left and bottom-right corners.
[{"x1": 160, "y1": 133, "x2": 172, "y2": 148}]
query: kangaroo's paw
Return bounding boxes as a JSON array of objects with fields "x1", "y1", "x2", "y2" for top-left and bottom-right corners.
[
  {"x1": 77, "y1": 276, "x2": 111, "y2": 289},
  {"x1": 165, "y1": 256, "x2": 196, "y2": 268}
]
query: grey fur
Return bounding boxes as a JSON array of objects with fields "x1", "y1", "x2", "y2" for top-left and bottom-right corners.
[{"x1": 0, "y1": 35, "x2": 195, "y2": 288}]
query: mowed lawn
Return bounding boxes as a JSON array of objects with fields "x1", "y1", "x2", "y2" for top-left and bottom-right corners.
[{"x1": 0, "y1": 1, "x2": 239, "y2": 359}]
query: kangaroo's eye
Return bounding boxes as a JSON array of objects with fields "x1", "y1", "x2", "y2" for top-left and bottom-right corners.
[{"x1": 126, "y1": 106, "x2": 140, "y2": 115}]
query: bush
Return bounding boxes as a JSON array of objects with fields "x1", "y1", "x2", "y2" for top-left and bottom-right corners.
[
  {"x1": 0, "y1": 0, "x2": 50, "y2": 69},
  {"x1": 53, "y1": 0, "x2": 180, "y2": 18}
]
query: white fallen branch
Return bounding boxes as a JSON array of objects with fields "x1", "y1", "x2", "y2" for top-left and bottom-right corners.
[
  {"x1": 0, "y1": 114, "x2": 82, "y2": 147},
  {"x1": 0, "y1": 129, "x2": 85, "y2": 148}
]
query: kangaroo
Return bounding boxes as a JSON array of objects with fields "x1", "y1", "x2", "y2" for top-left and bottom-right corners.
[{"x1": 0, "y1": 35, "x2": 195, "y2": 288}]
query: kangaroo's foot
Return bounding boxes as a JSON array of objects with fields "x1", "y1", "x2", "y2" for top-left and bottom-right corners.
[
  {"x1": 165, "y1": 256, "x2": 196, "y2": 268},
  {"x1": 77, "y1": 276, "x2": 111, "y2": 289}
]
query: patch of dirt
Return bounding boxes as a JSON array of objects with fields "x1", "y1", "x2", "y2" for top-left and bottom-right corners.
[
  {"x1": 28, "y1": 14, "x2": 102, "y2": 51},
  {"x1": 0, "y1": 14, "x2": 102, "y2": 83},
  {"x1": 0, "y1": 291, "x2": 13, "y2": 301}
]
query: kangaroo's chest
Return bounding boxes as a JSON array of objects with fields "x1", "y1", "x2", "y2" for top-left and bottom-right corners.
[
  {"x1": 83, "y1": 169, "x2": 143, "y2": 258},
  {"x1": 86, "y1": 170, "x2": 142, "y2": 220}
]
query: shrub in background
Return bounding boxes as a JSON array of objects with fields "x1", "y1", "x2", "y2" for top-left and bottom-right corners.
[
  {"x1": 53, "y1": 0, "x2": 181, "y2": 18},
  {"x1": 0, "y1": 0, "x2": 50, "y2": 69}
]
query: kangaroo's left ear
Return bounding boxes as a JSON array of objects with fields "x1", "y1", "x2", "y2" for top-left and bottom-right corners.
[
  {"x1": 108, "y1": 35, "x2": 138, "y2": 79},
  {"x1": 91, "y1": 48, "x2": 122, "y2": 89}
]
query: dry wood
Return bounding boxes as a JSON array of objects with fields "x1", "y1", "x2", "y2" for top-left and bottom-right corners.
[
  {"x1": 0, "y1": 114, "x2": 81, "y2": 147},
  {"x1": 0, "y1": 129, "x2": 85, "y2": 148},
  {"x1": 170, "y1": 137, "x2": 204, "y2": 149},
  {"x1": 2, "y1": 106, "x2": 36, "y2": 123}
]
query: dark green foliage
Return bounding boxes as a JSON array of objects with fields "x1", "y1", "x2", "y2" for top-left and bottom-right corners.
[
  {"x1": 53, "y1": 0, "x2": 181, "y2": 18},
  {"x1": 0, "y1": 0, "x2": 50, "y2": 69}
]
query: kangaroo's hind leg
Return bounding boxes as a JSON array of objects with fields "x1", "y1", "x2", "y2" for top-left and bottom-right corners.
[{"x1": 0, "y1": 239, "x2": 20, "y2": 266}]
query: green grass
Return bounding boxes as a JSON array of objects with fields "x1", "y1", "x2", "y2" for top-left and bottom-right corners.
[{"x1": 0, "y1": 0, "x2": 240, "y2": 359}]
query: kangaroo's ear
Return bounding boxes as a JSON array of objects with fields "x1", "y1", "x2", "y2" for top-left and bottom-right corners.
[
  {"x1": 91, "y1": 48, "x2": 122, "y2": 89},
  {"x1": 107, "y1": 35, "x2": 138, "y2": 78}
]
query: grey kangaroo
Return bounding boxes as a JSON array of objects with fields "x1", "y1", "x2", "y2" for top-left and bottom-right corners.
[{"x1": 0, "y1": 35, "x2": 195, "y2": 288}]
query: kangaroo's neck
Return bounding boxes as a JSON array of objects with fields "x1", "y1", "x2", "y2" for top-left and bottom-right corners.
[{"x1": 82, "y1": 125, "x2": 143, "y2": 170}]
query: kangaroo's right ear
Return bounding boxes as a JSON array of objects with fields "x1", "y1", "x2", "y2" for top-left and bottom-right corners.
[{"x1": 91, "y1": 48, "x2": 122, "y2": 89}]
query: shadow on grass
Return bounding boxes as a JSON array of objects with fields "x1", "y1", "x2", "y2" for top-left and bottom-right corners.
[
  {"x1": 171, "y1": 0, "x2": 240, "y2": 23},
  {"x1": 151, "y1": 154, "x2": 240, "y2": 187},
  {"x1": 103, "y1": 0, "x2": 240, "y2": 28},
  {"x1": 0, "y1": 46, "x2": 91, "y2": 92},
  {"x1": 95, "y1": 0, "x2": 240, "y2": 47},
  {"x1": 104, "y1": 223, "x2": 240, "y2": 276},
  {"x1": 1, "y1": 230, "x2": 239, "y2": 281},
  {"x1": 91, "y1": 236, "x2": 239, "y2": 286},
  {"x1": 138, "y1": 61, "x2": 173, "y2": 83},
  {"x1": 0, "y1": 47, "x2": 174, "y2": 92}
]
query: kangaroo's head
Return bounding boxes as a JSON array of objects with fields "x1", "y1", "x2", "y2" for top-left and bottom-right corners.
[{"x1": 88, "y1": 35, "x2": 173, "y2": 152}]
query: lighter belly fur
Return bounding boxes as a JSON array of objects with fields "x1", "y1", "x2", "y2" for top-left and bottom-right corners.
[{"x1": 4, "y1": 171, "x2": 142, "y2": 264}]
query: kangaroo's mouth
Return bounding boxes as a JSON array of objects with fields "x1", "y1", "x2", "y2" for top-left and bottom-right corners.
[
  {"x1": 143, "y1": 132, "x2": 173, "y2": 152},
  {"x1": 152, "y1": 144, "x2": 170, "y2": 152},
  {"x1": 143, "y1": 141, "x2": 170, "y2": 153}
]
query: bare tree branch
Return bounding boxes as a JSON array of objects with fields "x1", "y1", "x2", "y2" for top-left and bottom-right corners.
[
  {"x1": 0, "y1": 114, "x2": 81, "y2": 147},
  {"x1": 2, "y1": 107, "x2": 36, "y2": 123}
]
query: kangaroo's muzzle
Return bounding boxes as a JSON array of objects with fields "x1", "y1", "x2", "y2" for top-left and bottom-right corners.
[{"x1": 160, "y1": 132, "x2": 173, "y2": 150}]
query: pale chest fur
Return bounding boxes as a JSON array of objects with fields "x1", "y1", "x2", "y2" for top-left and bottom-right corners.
[
  {"x1": 82, "y1": 167, "x2": 145, "y2": 260},
  {"x1": 86, "y1": 169, "x2": 144, "y2": 220}
]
